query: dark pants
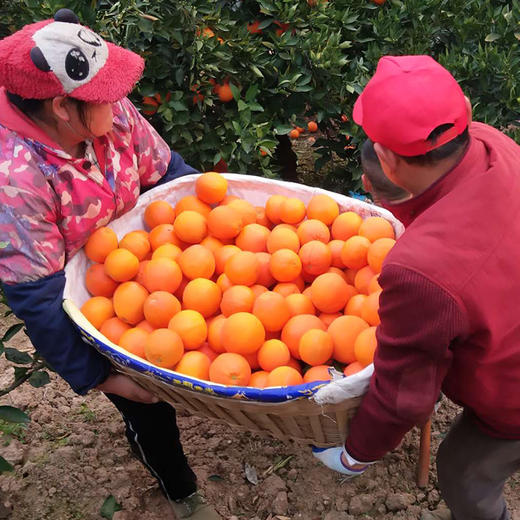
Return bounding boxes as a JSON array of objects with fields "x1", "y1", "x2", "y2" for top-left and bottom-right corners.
[
  {"x1": 437, "y1": 412, "x2": 520, "y2": 520},
  {"x1": 106, "y1": 394, "x2": 197, "y2": 501}
]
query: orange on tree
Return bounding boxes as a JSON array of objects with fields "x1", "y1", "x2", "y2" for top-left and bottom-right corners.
[
  {"x1": 85, "y1": 263, "x2": 118, "y2": 297},
  {"x1": 257, "y1": 339, "x2": 291, "y2": 372},
  {"x1": 299, "y1": 329, "x2": 333, "y2": 366},
  {"x1": 358, "y1": 216, "x2": 395, "y2": 242},
  {"x1": 217, "y1": 82, "x2": 234, "y2": 103},
  {"x1": 221, "y1": 312, "x2": 266, "y2": 355},
  {"x1": 178, "y1": 244, "x2": 215, "y2": 280},
  {"x1": 100, "y1": 317, "x2": 131, "y2": 345},
  {"x1": 267, "y1": 366, "x2": 303, "y2": 387},
  {"x1": 119, "y1": 327, "x2": 149, "y2": 358},
  {"x1": 143, "y1": 291, "x2": 181, "y2": 328},
  {"x1": 281, "y1": 314, "x2": 326, "y2": 359},
  {"x1": 303, "y1": 365, "x2": 332, "y2": 383},
  {"x1": 306, "y1": 194, "x2": 339, "y2": 226},
  {"x1": 174, "y1": 210, "x2": 207, "y2": 244},
  {"x1": 331, "y1": 211, "x2": 362, "y2": 240},
  {"x1": 307, "y1": 121, "x2": 318, "y2": 132},
  {"x1": 113, "y1": 281, "x2": 149, "y2": 325},
  {"x1": 145, "y1": 328, "x2": 184, "y2": 369},
  {"x1": 289, "y1": 129, "x2": 300, "y2": 139},
  {"x1": 252, "y1": 291, "x2": 291, "y2": 332},
  {"x1": 328, "y1": 315, "x2": 369, "y2": 364},
  {"x1": 168, "y1": 309, "x2": 208, "y2": 350},
  {"x1": 209, "y1": 353, "x2": 251, "y2": 386},
  {"x1": 81, "y1": 296, "x2": 114, "y2": 330},
  {"x1": 354, "y1": 326, "x2": 378, "y2": 367},
  {"x1": 175, "y1": 351, "x2": 211, "y2": 380},
  {"x1": 220, "y1": 285, "x2": 255, "y2": 316},
  {"x1": 144, "y1": 200, "x2": 176, "y2": 229},
  {"x1": 182, "y1": 278, "x2": 222, "y2": 318},
  {"x1": 310, "y1": 272, "x2": 349, "y2": 313},
  {"x1": 142, "y1": 257, "x2": 182, "y2": 293}
]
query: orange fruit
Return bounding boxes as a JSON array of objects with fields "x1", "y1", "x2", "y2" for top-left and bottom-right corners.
[
  {"x1": 255, "y1": 252, "x2": 276, "y2": 288},
  {"x1": 257, "y1": 339, "x2": 290, "y2": 371},
  {"x1": 149, "y1": 223, "x2": 184, "y2": 251},
  {"x1": 216, "y1": 273, "x2": 233, "y2": 293},
  {"x1": 299, "y1": 240, "x2": 332, "y2": 276},
  {"x1": 299, "y1": 329, "x2": 333, "y2": 366},
  {"x1": 220, "y1": 194, "x2": 239, "y2": 205},
  {"x1": 207, "y1": 205, "x2": 243, "y2": 240},
  {"x1": 249, "y1": 371, "x2": 270, "y2": 388},
  {"x1": 251, "y1": 284, "x2": 268, "y2": 299},
  {"x1": 104, "y1": 248, "x2": 140, "y2": 282},
  {"x1": 297, "y1": 219, "x2": 330, "y2": 245},
  {"x1": 243, "y1": 350, "x2": 261, "y2": 370},
  {"x1": 215, "y1": 244, "x2": 241, "y2": 274},
  {"x1": 255, "y1": 206, "x2": 270, "y2": 227},
  {"x1": 168, "y1": 309, "x2": 207, "y2": 350},
  {"x1": 195, "y1": 171, "x2": 228, "y2": 204},
  {"x1": 344, "y1": 361, "x2": 364, "y2": 376},
  {"x1": 175, "y1": 350, "x2": 211, "y2": 380},
  {"x1": 144, "y1": 200, "x2": 176, "y2": 229},
  {"x1": 286, "y1": 357, "x2": 303, "y2": 373},
  {"x1": 354, "y1": 265, "x2": 376, "y2": 294},
  {"x1": 151, "y1": 243, "x2": 182, "y2": 262},
  {"x1": 119, "y1": 230, "x2": 150, "y2": 261},
  {"x1": 174, "y1": 210, "x2": 208, "y2": 244},
  {"x1": 143, "y1": 291, "x2": 181, "y2": 328},
  {"x1": 319, "y1": 312, "x2": 342, "y2": 327},
  {"x1": 273, "y1": 223, "x2": 298, "y2": 233},
  {"x1": 367, "y1": 237, "x2": 396, "y2": 273},
  {"x1": 265, "y1": 195, "x2": 287, "y2": 224},
  {"x1": 266, "y1": 366, "x2": 303, "y2": 387},
  {"x1": 358, "y1": 216, "x2": 395, "y2": 242},
  {"x1": 81, "y1": 296, "x2": 114, "y2": 330},
  {"x1": 174, "y1": 277, "x2": 189, "y2": 301},
  {"x1": 354, "y1": 326, "x2": 377, "y2": 367},
  {"x1": 227, "y1": 199, "x2": 257, "y2": 225},
  {"x1": 331, "y1": 211, "x2": 362, "y2": 240},
  {"x1": 220, "y1": 285, "x2": 255, "y2": 316},
  {"x1": 217, "y1": 83, "x2": 234, "y2": 103},
  {"x1": 281, "y1": 314, "x2": 326, "y2": 359},
  {"x1": 119, "y1": 327, "x2": 149, "y2": 358},
  {"x1": 200, "y1": 236, "x2": 224, "y2": 256},
  {"x1": 225, "y1": 250, "x2": 259, "y2": 286},
  {"x1": 85, "y1": 263, "x2": 119, "y2": 297},
  {"x1": 341, "y1": 235, "x2": 371, "y2": 269},
  {"x1": 113, "y1": 281, "x2": 149, "y2": 325},
  {"x1": 207, "y1": 314, "x2": 227, "y2": 353},
  {"x1": 100, "y1": 317, "x2": 131, "y2": 344},
  {"x1": 197, "y1": 343, "x2": 219, "y2": 362},
  {"x1": 273, "y1": 282, "x2": 301, "y2": 297},
  {"x1": 178, "y1": 245, "x2": 215, "y2": 280},
  {"x1": 289, "y1": 129, "x2": 300, "y2": 139},
  {"x1": 221, "y1": 312, "x2": 265, "y2": 354},
  {"x1": 174, "y1": 195, "x2": 211, "y2": 218},
  {"x1": 361, "y1": 290, "x2": 381, "y2": 326},
  {"x1": 209, "y1": 353, "x2": 251, "y2": 386},
  {"x1": 85, "y1": 226, "x2": 118, "y2": 263},
  {"x1": 145, "y1": 328, "x2": 184, "y2": 368},
  {"x1": 266, "y1": 227, "x2": 300, "y2": 253},
  {"x1": 285, "y1": 293, "x2": 315, "y2": 316},
  {"x1": 328, "y1": 315, "x2": 369, "y2": 364},
  {"x1": 345, "y1": 293, "x2": 367, "y2": 318},
  {"x1": 270, "y1": 249, "x2": 302, "y2": 282},
  {"x1": 136, "y1": 320, "x2": 155, "y2": 333},
  {"x1": 310, "y1": 272, "x2": 349, "y2": 313},
  {"x1": 142, "y1": 257, "x2": 182, "y2": 293},
  {"x1": 368, "y1": 274, "x2": 382, "y2": 293},
  {"x1": 303, "y1": 365, "x2": 331, "y2": 383},
  {"x1": 280, "y1": 197, "x2": 306, "y2": 224},
  {"x1": 235, "y1": 224, "x2": 270, "y2": 252},
  {"x1": 328, "y1": 240, "x2": 345, "y2": 268},
  {"x1": 302, "y1": 285, "x2": 313, "y2": 298},
  {"x1": 306, "y1": 194, "x2": 339, "y2": 226},
  {"x1": 307, "y1": 121, "x2": 318, "y2": 132},
  {"x1": 183, "y1": 278, "x2": 222, "y2": 318},
  {"x1": 252, "y1": 291, "x2": 291, "y2": 332},
  {"x1": 344, "y1": 268, "x2": 357, "y2": 285}
]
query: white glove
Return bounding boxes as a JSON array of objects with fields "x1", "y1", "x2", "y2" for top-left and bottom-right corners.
[{"x1": 312, "y1": 445, "x2": 373, "y2": 477}]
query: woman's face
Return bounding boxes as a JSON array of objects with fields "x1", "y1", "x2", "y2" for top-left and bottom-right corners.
[{"x1": 72, "y1": 101, "x2": 114, "y2": 138}]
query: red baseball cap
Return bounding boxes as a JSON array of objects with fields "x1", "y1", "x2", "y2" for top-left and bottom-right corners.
[
  {"x1": 353, "y1": 55, "x2": 468, "y2": 157},
  {"x1": 0, "y1": 9, "x2": 144, "y2": 104}
]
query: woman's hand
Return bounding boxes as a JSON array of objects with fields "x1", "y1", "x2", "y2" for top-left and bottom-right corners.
[{"x1": 96, "y1": 373, "x2": 160, "y2": 404}]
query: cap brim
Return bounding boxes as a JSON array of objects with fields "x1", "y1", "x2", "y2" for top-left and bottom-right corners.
[
  {"x1": 352, "y1": 93, "x2": 364, "y2": 125},
  {"x1": 69, "y1": 43, "x2": 144, "y2": 103}
]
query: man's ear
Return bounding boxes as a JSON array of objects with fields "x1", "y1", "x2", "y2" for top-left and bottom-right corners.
[
  {"x1": 373, "y1": 143, "x2": 397, "y2": 178},
  {"x1": 361, "y1": 174, "x2": 372, "y2": 193},
  {"x1": 50, "y1": 96, "x2": 71, "y2": 123},
  {"x1": 464, "y1": 95, "x2": 472, "y2": 126}
]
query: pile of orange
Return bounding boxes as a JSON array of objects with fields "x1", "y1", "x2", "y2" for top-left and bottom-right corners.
[{"x1": 81, "y1": 172, "x2": 396, "y2": 388}]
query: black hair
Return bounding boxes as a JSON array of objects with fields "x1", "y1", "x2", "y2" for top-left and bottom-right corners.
[
  {"x1": 399, "y1": 124, "x2": 470, "y2": 166},
  {"x1": 6, "y1": 91, "x2": 91, "y2": 130},
  {"x1": 361, "y1": 139, "x2": 409, "y2": 202}
]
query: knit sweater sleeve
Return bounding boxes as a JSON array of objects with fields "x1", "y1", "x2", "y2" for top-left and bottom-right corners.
[{"x1": 345, "y1": 264, "x2": 467, "y2": 462}]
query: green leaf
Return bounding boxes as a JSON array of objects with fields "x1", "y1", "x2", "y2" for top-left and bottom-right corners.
[
  {"x1": 0, "y1": 241, "x2": 8, "y2": 249},
  {"x1": 0, "y1": 406, "x2": 29, "y2": 424},
  {"x1": 13, "y1": 366, "x2": 28, "y2": 381},
  {"x1": 29, "y1": 371, "x2": 50, "y2": 388},
  {"x1": 100, "y1": 495, "x2": 122, "y2": 519},
  {"x1": 0, "y1": 456, "x2": 13, "y2": 474},
  {"x1": 170, "y1": 101, "x2": 188, "y2": 112},
  {"x1": 2, "y1": 323, "x2": 24, "y2": 342},
  {"x1": 208, "y1": 474, "x2": 224, "y2": 482},
  {"x1": 245, "y1": 84, "x2": 259, "y2": 102},
  {"x1": 230, "y1": 83, "x2": 241, "y2": 101},
  {"x1": 274, "y1": 124, "x2": 293, "y2": 135},
  {"x1": 484, "y1": 33, "x2": 500, "y2": 42},
  {"x1": 4, "y1": 348, "x2": 32, "y2": 365},
  {"x1": 251, "y1": 65, "x2": 264, "y2": 78}
]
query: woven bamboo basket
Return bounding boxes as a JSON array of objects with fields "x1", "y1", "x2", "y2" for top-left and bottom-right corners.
[{"x1": 63, "y1": 174, "x2": 403, "y2": 447}]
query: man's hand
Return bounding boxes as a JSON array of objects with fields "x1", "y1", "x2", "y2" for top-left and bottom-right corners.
[
  {"x1": 96, "y1": 373, "x2": 160, "y2": 404},
  {"x1": 312, "y1": 446, "x2": 372, "y2": 478}
]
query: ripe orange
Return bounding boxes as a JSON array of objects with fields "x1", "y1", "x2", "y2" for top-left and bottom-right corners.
[
  {"x1": 215, "y1": 244, "x2": 240, "y2": 274},
  {"x1": 319, "y1": 312, "x2": 342, "y2": 327},
  {"x1": 197, "y1": 343, "x2": 219, "y2": 363},
  {"x1": 266, "y1": 366, "x2": 303, "y2": 387},
  {"x1": 299, "y1": 329, "x2": 333, "y2": 366},
  {"x1": 85, "y1": 226, "x2": 118, "y2": 263},
  {"x1": 183, "y1": 278, "x2": 222, "y2": 318},
  {"x1": 145, "y1": 328, "x2": 184, "y2": 368},
  {"x1": 344, "y1": 361, "x2": 364, "y2": 376},
  {"x1": 331, "y1": 211, "x2": 362, "y2": 240},
  {"x1": 285, "y1": 293, "x2": 315, "y2": 316},
  {"x1": 119, "y1": 327, "x2": 149, "y2": 358},
  {"x1": 216, "y1": 273, "x2": 233, "y2": 293},
  {"x1": 207, "y1": 314, "x2": 227, "y2": 353},
  {"x1": 144, "y1": 200, "x2": 176, "y2": 229},
  {"x1": 175, "y1": 350, "x2": 211, "y2": 380},
  {"x1": 174, "y1": 277, "x2": 189, "y2": 301},
  {"x1": 257, "y1": 339, "x2": 290, "y2": 371},
  {"x1": 178, "y1": 245, "x2": 215, "y2": 280},
  {"x1": 297, "y1": 219, "x2": 330, "y2": 245},
  {"x1": 217, "y1": 83, "x2": 234, "y2": 103},
  {"x1": 85, "y1": 263, "x2": 119, "y2": 297},
  {"x1": 299, "y1": 240, "x2": 332, "y2": 276},
  {"x1": 149, "y1": 224, "x2": 183, "y2": 251},
  {"x1": 227, "y1": 199, "x2": 257, "y2": 226},
  {"x1": 81, "y1": 296, "x2": 114, "y2": 330},
  {"x1": 252, "y1": 291, "x2": 291, "y2": 332},
  {"x1": 303, "y1": 365, "x2": 332, "y2": 383},
  {"x1": 221, "y1": 285, "x2": 256, "y2": 317},
  {"x1": 207, "y1": 205, "x2": 243, "y2": 239},
  {"x1": 255, "y1": 206, "x2": 270, "y2": 227},
  {"x1": 168, "y1": 310, "x2": 207, "y2": 350},
  {"x1": 251, "y1": 284, "x2": 268, "y2": 299},
  {"x1": 235, "y1": 224, "x2": 270, "y2": 252},
  {"x1": 354, "y1": 265, "x2": 376, "y2": 294},
  {"x1": 273, "y1": 282, "x2": 301, "y2": 297},
  {"x1": 175, "y1": 195, "x2": 211, "y2": 218},
  {"x1": 361, "y1": 290, "x2": 381, "y2": 326},
  {"x1": 287, "y1": 357, "x2": 303, "y2": 373},
  {"x1": 358, "y1": 216, "x2": 395, "y2": 242},
  {"x1": 200, "y1": 236, "x2": 224, "y2": 256},
  {"x1": 209, "y1": 353, "x2": 251, "y2": 386},
  {"x1": 306, "y1": 194, "x2": 339, "y2": 226},
  {"x1": 310, "y1": 272, "x2": 349, "y2": 313},
  {"x1": 221, "y1": 312, "x2": 265, "y2": 354},
  {"x1": 143, "y1": 291, "x2": 181, "y2": 328},
  {"x1": 367, "y1": 237, "x2": 396, "y2": 273},
  {"x1": 328, "y1": 240, "x2": 345, "y2": 268},
  {"x1": 142, "y1": 257, "x2": 182, "y2": 293},
  {"x1": 113, "y1": 281, "x2": 149, "y2": 325},
  {"x1": 341, "y1": 235, "x2": 371, "y2": 269},
  {"x1": 354, "y1": 326, "x2": 377, "y2": 367},
  {"x1": 136, "y1": 320, "x2": 155, "y2": 333},
  {"x1": 265, "y1": 195, "x2": 287, "y2": 224},
  {"x1": 328, "y1": 315, "x2": 369, "y2": 364},
  {"x1": 368, "y1": 274, "x2": 382, "y2": 293},
  {"x1": 289, "y1": 129, "x2": 300, "y2": 139},
  {"x1": 255, "y1": 252, "x2": 276, "y2": 288},
  {"x1": 281, "y1": 314, "x2": 326, "y2": 359},
  {"x1": 280, "y1": 197, "x2": 306, "y2": 224},
  {"x1": 104, "y1": 248, "x2": 140, "y2": 282},
  {"x1": 345, "y1": 293, "x2": 367, "y2": 318},
  {"x1": 344, "y1": 267, "x2": 357, "y2": 285},
  {"x1": 174, "y1": 210, "x2": 207, "y2": 244},
  {"x1": 195, "y1": 171, "x2": 228, "y2": 204},
  {"x1": 225, "y1": 251, "x2": 259, "y2": 286},
  {"x1": 307, "y1": 121, "x2": 318, "y2": 133},
  {"x1": 119, "y1": 230, "x2": 151, "y2": 261},
  {"x1": 270, "y1": 249, "x2": 302, "y2": 282},
  {"x1": 100, "y1": 317, "x2": 131, "y2": 344},
  {"x1": 249, "y1": 370, "x2": 270, "y2": 388},
  {"x1": 266, "y1": 227, "x2": 300, "y2": 253}
]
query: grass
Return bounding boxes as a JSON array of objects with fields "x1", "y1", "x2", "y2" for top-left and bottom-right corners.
[{"x1": 0, "y1": 418, "x2": 27, "y2": 444}]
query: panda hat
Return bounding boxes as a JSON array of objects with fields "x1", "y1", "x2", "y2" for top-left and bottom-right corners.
[{"x1": 0, "y1": 9, "x2": 144, "y2": 103}]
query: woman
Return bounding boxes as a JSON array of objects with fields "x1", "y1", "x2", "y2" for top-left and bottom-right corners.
[{"x1": 0, "y1": 9, "x2": 219, "y2": 520}]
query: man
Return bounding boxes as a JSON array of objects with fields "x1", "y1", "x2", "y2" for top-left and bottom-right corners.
[{"x1": 313, "y1": 55, "x2": 520, "y2": 520}]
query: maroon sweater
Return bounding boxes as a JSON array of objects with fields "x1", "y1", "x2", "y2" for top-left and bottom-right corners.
[{"x1": 345, "y1": 122, "x2": 520, "y2": 462}]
